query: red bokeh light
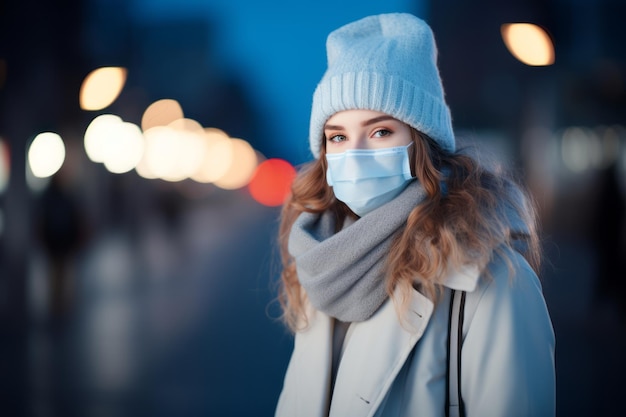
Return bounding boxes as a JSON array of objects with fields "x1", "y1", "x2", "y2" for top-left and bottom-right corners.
[{"x1": 248, "y1": 158, "x2": 296, "y2": 207}]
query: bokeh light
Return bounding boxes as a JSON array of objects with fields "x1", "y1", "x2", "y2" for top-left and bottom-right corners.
[
  {"x1": 80, "y1": 67, "x2": 128, "y2": 110},
  {"x1": 141, "y1": 99, "x2": 184, "y2": 131},
  {"x1": 28, "y1": 132, "x2": 66, "y2": 178},
  {"x1": 561, "y1": 127, "x2": 595, "y2": 172},
  {"x1": 213, "y1": 138, "x2": 258, "y2": 190},
  {"x1": 599, "y1": 125, "x2": 621, "y2": 168},
  {"x1": 0, "y1": 139, "x2": 10, "y2": 194},
  {"x1": 140, "y1": 126, "x2": 182, "y2": 181},
  {"x1": 102, "y1": 122, "x2": 145, "y2": 174},
  {"x1": 190, "y1": 128, "x2": 234, "y2": 183},
  {"x1": 84, "y1": 114, "x2": 124, "y2": 163},
  {"x1": 557, "y1": 125, "x2": 626, "y2": 175},
  {"x1": 501, "y1": 23, "x2": 555, "y2": 66},
  {"x1": 167, "y1": 118, "x2": 206, "y2": 181},
  {"x1": 248, "y1": 158, "x2": 296, "y2": 206},
  {"x1": 168, "y1": 118, "x2": 203, "y2": 134},
  {"x1": 134, "y1": 156, "x2": 158, "y2": 180}
]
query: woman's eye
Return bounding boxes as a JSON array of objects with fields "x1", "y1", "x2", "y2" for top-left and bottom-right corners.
[
  {"x1": 327, "y1": 134, "x2": 346, "y2": 143},
  {"x1": 373, "y1": 129, "x2": 392, "y2": 138}
]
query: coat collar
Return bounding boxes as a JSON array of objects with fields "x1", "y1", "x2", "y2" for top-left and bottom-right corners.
[{"x1": 441, "y1": 262, "x2": 481, "y2": 292}]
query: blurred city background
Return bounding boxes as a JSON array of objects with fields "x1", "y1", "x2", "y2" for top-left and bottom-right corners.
[{"x1": 0, "y1": 0, "x2": 624, "y2": 416}]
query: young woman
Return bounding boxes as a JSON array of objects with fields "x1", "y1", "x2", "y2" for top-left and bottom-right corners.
[{"x1": 275, "y1": 13, "x2": 555, "y2": 417}]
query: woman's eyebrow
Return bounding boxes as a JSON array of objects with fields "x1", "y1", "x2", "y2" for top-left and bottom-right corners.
[
  {"x1": 362, "y1": 115, "x2": 396, "y2": 126},
  {"x1": 324, "y1": 124, "x2": 343, "y2": 131},
  {"x1": 324, "y1": 115, "x2": 396, "y2": 131}
]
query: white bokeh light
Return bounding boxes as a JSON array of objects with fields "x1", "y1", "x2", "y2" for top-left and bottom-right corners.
[
  {"x1": 141, "y1": 126, "x2": 183, "y2": 181},
  {"x1": 168, "y1": 118, "x2": 206, "y2": 181},
  {"x1": 102, "y1": 122, "x2": 145, "y2": 174},
  {"x1": 84, "y1": 114, "x2": 124, "y2": 163},
  {"x1": 28, "y1": 132, "x2": 66, "y2": 178}
]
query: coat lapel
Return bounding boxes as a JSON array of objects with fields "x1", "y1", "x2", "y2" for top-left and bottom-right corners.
[
  {"x1": 329, "y1": 288, "x2": 434, "y2": 417},
  {"x1": 291, "y1": 310, "x2": 334, "y2": 417}
]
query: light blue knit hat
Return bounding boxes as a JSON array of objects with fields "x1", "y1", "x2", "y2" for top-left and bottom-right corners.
[{"x1": 309, "y1": 13, "x2": 455, "y2": 158}]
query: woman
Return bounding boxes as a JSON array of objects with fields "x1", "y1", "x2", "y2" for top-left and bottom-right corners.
[{"x1": 275, "y1": 13, "x2": 555, "y2": 417}]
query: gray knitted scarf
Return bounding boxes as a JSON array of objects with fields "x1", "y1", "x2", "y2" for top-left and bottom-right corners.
[{"x1": 288, "y1": 180, "x2": 427, "y2": 322}]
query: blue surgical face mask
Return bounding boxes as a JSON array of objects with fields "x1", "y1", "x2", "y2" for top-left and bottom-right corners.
[{"x1": 326, "y1": 142, "x2": 415, "y2": 217}]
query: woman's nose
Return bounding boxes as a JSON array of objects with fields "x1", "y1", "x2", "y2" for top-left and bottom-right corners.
[{"x1": 347, "y1": 135, "x2": 368, "y2": 150}]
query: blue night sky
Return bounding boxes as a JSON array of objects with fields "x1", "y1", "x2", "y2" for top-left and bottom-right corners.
[{"x1": 126, "y1": 0, "x2": 426, "y2": 164}]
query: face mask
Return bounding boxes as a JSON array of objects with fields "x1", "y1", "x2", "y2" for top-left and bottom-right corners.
[{"x1": 326, "y1": 142, "x2": 415, "y2": 217}]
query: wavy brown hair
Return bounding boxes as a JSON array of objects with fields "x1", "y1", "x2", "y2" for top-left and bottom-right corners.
[{"x1": 278, "y1": 129, "x2": 541, "y2": 331}]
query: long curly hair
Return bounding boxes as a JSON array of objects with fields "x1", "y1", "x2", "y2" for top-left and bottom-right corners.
[{"x1": 278, "y1": 129, "x2": 541, "y2": 332}]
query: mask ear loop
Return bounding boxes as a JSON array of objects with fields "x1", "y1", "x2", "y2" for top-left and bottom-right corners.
[
  {"x1": 326, "y1": 165, "x2": 334, "y2": 186},
  {"x1": 402, "y1": 142, "x2": 416, "y2": 180},
  {"x1": 324, "y1": 151, "x2": 345, "y2": 186}
]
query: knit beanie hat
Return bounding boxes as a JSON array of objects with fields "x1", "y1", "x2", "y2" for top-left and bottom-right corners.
[{"x1": 309, "y1": 13, "x2": 455, "y2": 158}]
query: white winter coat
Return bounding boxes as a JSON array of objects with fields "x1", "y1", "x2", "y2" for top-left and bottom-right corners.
[{"x1": 275, "y1": 251, "x2": 556, "y2": 417}]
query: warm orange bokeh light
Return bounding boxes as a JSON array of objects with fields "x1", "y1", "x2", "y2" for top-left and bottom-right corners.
[
  {"x1": 190, "y1": 130, "x2": 234, "y2": 183},
  {"x1": 0, "y1": 139, "x2": 10, "y2": 194},
  {"x1": 501, "y1": 23, "x2": 555, "y2": 66},
  {"x1": 79, "y1": 67, "x2": 128, "y2": 110},
  {"x1": 213, "y1": 138, "x2": 258, "y2": 190},
  {"x1": 142, "y1": 99, "x2": 185, "y2": 131},
  {"x1": 248, "y1": 158, "x2": 296, "y2": 206}
]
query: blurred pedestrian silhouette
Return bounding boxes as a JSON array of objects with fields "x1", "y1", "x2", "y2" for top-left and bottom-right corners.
[
  {"x1": 591, "y1": 161, "x2": 626, "y2": 322},
  {"x1": 35, "y1": 173, "x2": 86, "y2": 320}
]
